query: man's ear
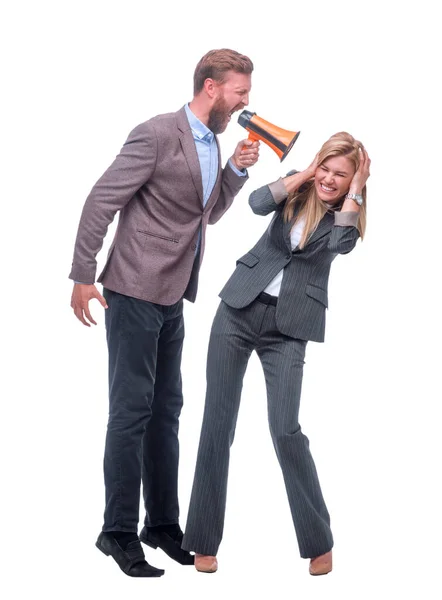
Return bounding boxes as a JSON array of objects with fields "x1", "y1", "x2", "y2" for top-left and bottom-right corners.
[{"x1": 203, "y1": 78, "x2": 218, "y2": 100}]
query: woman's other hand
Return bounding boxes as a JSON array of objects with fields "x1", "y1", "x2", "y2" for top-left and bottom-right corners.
[
  {"x1": 303, "y1": 153, "x2": 320, "y2": 180},
  {"x1": 349, "y1": 147, "x2": 371, "y2": 194}
]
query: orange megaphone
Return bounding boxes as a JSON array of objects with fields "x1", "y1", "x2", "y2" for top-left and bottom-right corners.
[{"x1": 238, "y1": 110, "x2": 300, "y2": 162}]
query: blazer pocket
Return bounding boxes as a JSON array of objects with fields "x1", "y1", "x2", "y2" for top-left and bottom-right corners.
[
  {"x1": 236, "y1": 252, "x2": 259, "y2": 267},
  {"x1": 136, "y1": 229, "x2": 180, "y2": 244},
  {"x1": 306, "y1": 283, "x2": 328, "y2": 308}
]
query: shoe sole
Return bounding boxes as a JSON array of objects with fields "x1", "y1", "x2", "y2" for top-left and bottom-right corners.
[
  {"x1": 309, "y1": 569, "x2": 332, "y2": 576},
  {"x1": 195, "y1": 566, "x2": 218, "y2": 574}
]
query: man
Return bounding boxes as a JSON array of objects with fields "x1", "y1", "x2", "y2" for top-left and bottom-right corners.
[{"x1": 69, "y1": 48, "x2": 259, "y2": 578}]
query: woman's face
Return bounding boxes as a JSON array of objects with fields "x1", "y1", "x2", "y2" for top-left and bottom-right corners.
[{"x1": 314, "y1": 155, "x2": 356, "y2": 204}]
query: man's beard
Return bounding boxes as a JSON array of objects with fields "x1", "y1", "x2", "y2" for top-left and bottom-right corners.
[{"x1": 207, "y1": 96, "x2": 232, "y2": 134}]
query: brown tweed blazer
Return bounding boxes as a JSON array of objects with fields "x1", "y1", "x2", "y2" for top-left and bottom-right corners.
[{"x1": 69, "y1": 106, "x2": 248, "y2": 304}]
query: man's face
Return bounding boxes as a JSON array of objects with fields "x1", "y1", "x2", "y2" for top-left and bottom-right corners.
[{"x1": 208, "y1": 71, "x2": 251, "y2": 134}]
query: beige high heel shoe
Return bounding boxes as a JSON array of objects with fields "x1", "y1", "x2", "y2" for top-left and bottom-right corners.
[
  {"x1": 195, "y1": 553, "x2": 218, "y2": 573},
  {"x1": 309, "y1": 550, "x2": 332, "y2": 576}
]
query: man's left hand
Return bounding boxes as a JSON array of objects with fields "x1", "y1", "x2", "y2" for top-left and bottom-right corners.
[{"x1": 231, "y1": 139, "x2": 260, "y2": 171}]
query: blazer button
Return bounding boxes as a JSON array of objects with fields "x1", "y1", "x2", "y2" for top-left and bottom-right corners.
[
  {"x1": 286, "y1": 254, "x2": 291, "y2": 260},
  {"x1": 191, "y1": 243, "x2": 197, "y2": 250}
]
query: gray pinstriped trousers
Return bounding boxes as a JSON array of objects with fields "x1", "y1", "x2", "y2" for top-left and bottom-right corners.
[{"x1": 182, "y1": 299, "x2": 333, "y2": 558}]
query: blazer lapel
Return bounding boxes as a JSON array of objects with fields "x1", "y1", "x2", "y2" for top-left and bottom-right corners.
[
  {"x1": 283, "y1": 207, "x2": 334, "y2": 254},
  {"x1": 203, "y1": 135, "x2": 222, "y2": 211},
  {"x1": 281, "y1": 203, "x2": 302, "y2": 253},
  {"x1": 176, "y1": 107, "x2": 204, "y2": 205},
  {"x1": 306, "y1": 211, "x2": 334, "y2": 246}
]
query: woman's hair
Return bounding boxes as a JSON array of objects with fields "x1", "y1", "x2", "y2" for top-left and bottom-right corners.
[
  {"x1": 193, "y1": 49, "x2": 253, "y2": 95},
  {"x1": 283, "y1": 132, "x2": 367, "y2": 248}
]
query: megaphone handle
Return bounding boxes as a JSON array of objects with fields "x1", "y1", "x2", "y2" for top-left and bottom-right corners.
[{"x1": 242, "y1": 131, "x2": 259, "y2": 151}]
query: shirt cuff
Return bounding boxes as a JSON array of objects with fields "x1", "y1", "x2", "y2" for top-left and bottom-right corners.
[
  {"x1": 268, "y1": 177, "x2": 289, "y2": 204},
  {"x1": 334, "y1": 211, "x2": 359, "y2": 227},
  {"x1": 228, "y1": 159, "x2": 247, "y2": 177}
]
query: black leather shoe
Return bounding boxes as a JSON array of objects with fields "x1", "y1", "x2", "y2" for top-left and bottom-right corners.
[
  {"x1": 96, "y1": 532, "x2": 165, "y2": 577},
  {"x1": 140, "y1": 525, "x2": 194, "y2": 566}
]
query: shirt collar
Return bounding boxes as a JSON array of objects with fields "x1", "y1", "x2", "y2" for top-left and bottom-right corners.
[{"x1": 184, "y1": 103, "x2": 214, "y2": 142}]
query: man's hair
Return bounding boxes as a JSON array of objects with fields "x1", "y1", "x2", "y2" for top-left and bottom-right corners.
[{"x1": 193, "y1": 49, "x2": 253, "y2": 95}]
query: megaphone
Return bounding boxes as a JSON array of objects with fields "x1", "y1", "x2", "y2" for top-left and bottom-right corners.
[{"x1": 238, "y1": 110, "x2": 300, "y2": 162}]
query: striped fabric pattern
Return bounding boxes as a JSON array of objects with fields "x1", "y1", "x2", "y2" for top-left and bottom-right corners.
[
  {"x1": 182, "y1": 299, "x2": 334, "y2": 558},
  {"x1": 219, "y1": 173, "x2": 360, "y2": 342},
  {"x1": 182, "y1": 174, "x2": 360, "y2": 558}
]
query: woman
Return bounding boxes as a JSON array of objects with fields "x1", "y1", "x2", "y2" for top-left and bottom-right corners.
[{"x1": 182, "y1": 132, "x2": 370, "y2": 575}]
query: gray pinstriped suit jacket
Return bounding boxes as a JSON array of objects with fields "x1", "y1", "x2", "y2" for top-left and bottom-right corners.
[{"x1": 219, "y1": 173, "x2": 360, "y2": 342}]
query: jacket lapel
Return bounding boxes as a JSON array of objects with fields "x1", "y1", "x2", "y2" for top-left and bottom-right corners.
[
  {"x1": 305, "y1": 211, "x2": 334, "y2": 246},
  {"x1": 283, "y1": 207, "x2": 334, "y2": 253},
  {"x1": 281, "y1": 203, "x2": 302, "y2": 253},
  {"x1": 203, "y1": 135, "x2": 222, "y2": 211},
  {"x1": 176, "y1": 107, "x2": 204, "y2": 205}
]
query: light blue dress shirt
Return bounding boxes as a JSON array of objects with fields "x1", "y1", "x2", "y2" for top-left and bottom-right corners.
[
  {"x1": 184, "y1": 103, "x2": 218, "y2": 207},
  {"x1": 184, "y1": 103, "x2": 245, "y2": 253},
  {"x1": 184, "y1": 103, "x2": 245, "y2": 204}
]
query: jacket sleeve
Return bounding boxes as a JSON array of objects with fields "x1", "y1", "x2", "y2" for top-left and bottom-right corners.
[
  {"x1": 69, "y1": 122, "x2": 158, "y2": 283},
  {"x1": 208, "y1": 161, "x2": 249, "y2": 224},
  {"x1": 248, "y1": 169, "x2": 297, "y2": 216},
  {"x1": 328, "y1": 211, "x2": 360, "y2": 254}
]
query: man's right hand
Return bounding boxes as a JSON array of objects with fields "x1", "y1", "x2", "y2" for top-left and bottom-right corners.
[{"x1": 70, "y1": 283, "x2": 108, "y2": 327}]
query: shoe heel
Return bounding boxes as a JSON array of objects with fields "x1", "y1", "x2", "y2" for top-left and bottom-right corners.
[
  {"x1": 95, "y1": 538, "x2": 110, "y2": 556},
  {"x1": 140, "y1": 531, "x2": 158, "y2": 550}
]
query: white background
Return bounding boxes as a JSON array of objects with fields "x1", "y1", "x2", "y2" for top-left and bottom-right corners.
[{"x1": 2, "y1": 1, "x2": 441, "y2": 598}]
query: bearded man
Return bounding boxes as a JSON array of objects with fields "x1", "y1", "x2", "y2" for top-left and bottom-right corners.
[{"x1": 69, "y1": 48, "x2": 259, "y2": 577}]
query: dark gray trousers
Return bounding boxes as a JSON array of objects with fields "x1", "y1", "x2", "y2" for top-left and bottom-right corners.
[
  {"x1": 182, "y1": 299, "x2": 333, "y2": 558},
  {"x1": 102, "y1": 288, "x2": 184, "y2": 532}
]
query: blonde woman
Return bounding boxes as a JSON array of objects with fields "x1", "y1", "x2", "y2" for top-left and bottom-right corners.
[{"x1": 182, "y1": 132, "x2": 371, "y2": 575}]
